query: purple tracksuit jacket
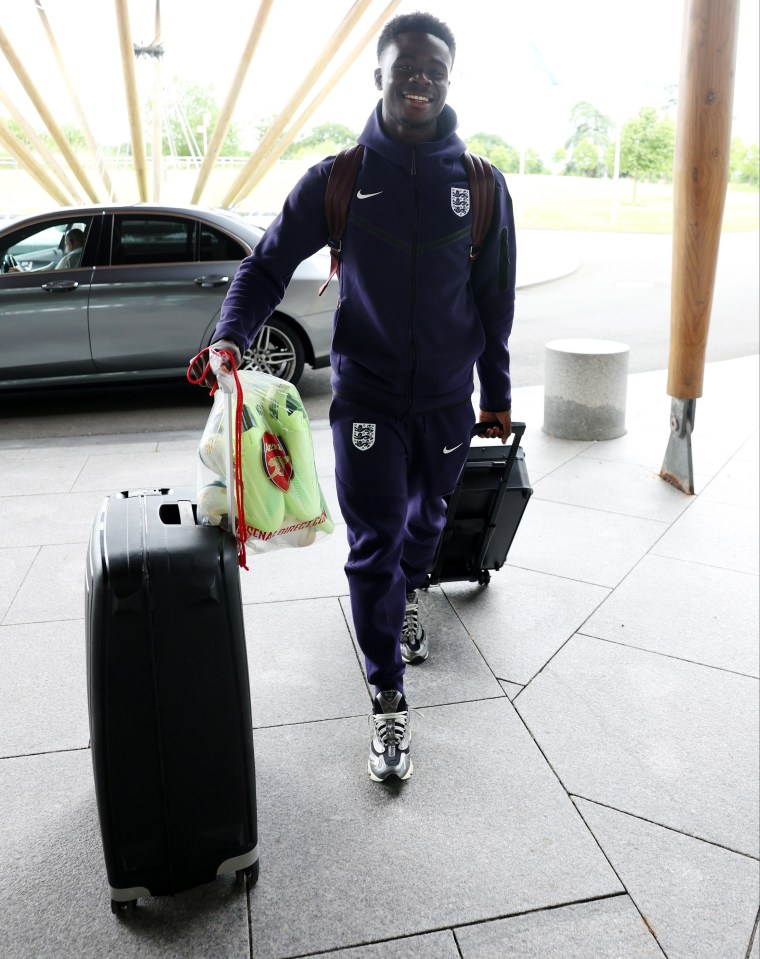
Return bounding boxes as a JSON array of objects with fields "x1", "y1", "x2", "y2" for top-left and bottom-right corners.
[{"x1": 213, "y1": 101, "x2": 516, "y2": 416}]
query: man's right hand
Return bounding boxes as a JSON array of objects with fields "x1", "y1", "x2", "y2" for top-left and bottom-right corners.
[{"x1": 189, "y1": 339, "x2": 242, "y2": 388}]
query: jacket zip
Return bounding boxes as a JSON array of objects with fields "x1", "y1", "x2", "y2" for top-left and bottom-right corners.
[{"x1": 404, "y1": 148, "x2": 419, "y2": 418}]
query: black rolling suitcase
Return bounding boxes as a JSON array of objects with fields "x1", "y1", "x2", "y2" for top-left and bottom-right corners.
[
  {"x1": 85, "y1": 487, "x2": 258, "y2": 914},
  {"x1": 428, "y1": 421, "x2": 532, "y2": 586}
]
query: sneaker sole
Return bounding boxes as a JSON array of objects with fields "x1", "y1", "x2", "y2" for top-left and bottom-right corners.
[
  {"x1": 401, "y1": 648, "x2": 428, "y2": 665},
  {"x1": 368, "y1": 759, "x2": 413, "y2": 782}
]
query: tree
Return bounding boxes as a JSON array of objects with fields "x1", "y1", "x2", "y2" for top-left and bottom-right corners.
[
  {"x1": 730, "y1": 137, "x2": 760, "y2": 188},
  {"x1": 558, "y1": 101, "x2": 613, "y2": 178},
  {"x1": 619, "y1": 106, "x2": 676, "y2": 200},
  {"x1": 465, "y1": 133, "x2": 519, "y2": 173},
  {"x1": 282, "y1": 123, "x2": 358, "y2": 159},
  {"x1": 156, "y1": 79, "x2": 242, "y2": 158}
]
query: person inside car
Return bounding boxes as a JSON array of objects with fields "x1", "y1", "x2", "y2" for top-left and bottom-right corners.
[{"x1": 55, "y1": 228, "x2": 84, "y2": 269}]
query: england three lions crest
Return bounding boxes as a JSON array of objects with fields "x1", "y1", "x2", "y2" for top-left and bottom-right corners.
[
  {"x1": 451, "y1": 187, "x2": 470, "y2": 217},
  {"x1": 352, "y1": 423, "x2": 376, "y2": 451}
]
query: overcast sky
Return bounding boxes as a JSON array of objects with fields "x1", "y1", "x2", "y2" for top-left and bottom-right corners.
[{"x1": 1, "y1": 0, "x2": 758, "y2": 157}]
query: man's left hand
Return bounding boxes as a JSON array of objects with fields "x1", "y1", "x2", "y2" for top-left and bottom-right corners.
[{"x1": 477, "y1": 409, "x2": 512, "y2": 444}]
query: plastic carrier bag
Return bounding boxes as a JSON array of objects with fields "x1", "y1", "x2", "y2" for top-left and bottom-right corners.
[{"x1": 189, "y1": 351, "x2": 333, "y2": 565}]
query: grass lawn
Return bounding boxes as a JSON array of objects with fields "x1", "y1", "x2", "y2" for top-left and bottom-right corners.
[
  {"x1": 0, "y1": 165, "x2": 757, "y2": 233},
  {"x1": 512, "y1": 174, "x2": 759, "y2": 232}
]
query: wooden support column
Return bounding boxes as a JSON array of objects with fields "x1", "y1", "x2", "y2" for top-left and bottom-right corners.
[
  {"x1": 661, "y1": 0, "x2": 740, "y2": 493},
  {"x1": 191, "y1": 0, "x2": 275, "y2": 205},
  {"x1": 34, "y1": 0, "x2": 118, "y2": 200},
  {"x1": 0, "y1": 86, "x2": 82, "y2": 204},
  {"x1": 241, "y1": 0, "x2": 403, "y2": 198},
  {"x1": 0, "y1": 22, "x2": 101, "y2": 202},
  {"x1": 0, "y1": 121, "x2": 72, "y2": 206},
  {"x1": 114, "y1": 0, "x2": 148, "y2": 201},
  {"x1": 222, "y1": 0, "x2": 375, "y2": 209}
]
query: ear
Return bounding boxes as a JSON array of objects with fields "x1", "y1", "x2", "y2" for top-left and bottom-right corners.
[{"x1": 374, "y1": 68, "x2": 382, "y2": 90}]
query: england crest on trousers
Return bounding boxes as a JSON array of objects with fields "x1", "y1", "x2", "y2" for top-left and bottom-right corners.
[
  {"x1": 451, "y1": 187, "x2": 470, "y2": 217},
  {"x1": 352, "y1": 423, "x2": 376, "y2": 451}
]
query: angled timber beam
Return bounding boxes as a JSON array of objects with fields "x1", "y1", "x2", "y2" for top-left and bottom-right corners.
[
  {"x1": 34, "y1": 0, "x2": 118, "y2": 200},
  {"x1": 114, "y1": 0, "x2": 148, "y2": 201},
  {"x1": 0, "y1": 85, "x2": 82, "y2": 204},
  {"x1": 0, "y1": 120, "x2": 72, "y2": 205},
  {"x1": 0, "y1": 22, "x2": 101, "y2": 202},
  {"x1": 191, "y1": 0, "x2": 275, "y2": 205},
  {"x1": 239, "y1": 0, "x2": 403, "y2": 201},
  {"x1": 661, "y1": 0, "x2": 740, "y2": 493},
  {"x1": 222, "y1": 0, "x2": 376, "y2": 209}
]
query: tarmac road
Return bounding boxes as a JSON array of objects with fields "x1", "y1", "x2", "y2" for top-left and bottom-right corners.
[{"x1": 0, "y1": 229, "x2": 757, "y2": 442}]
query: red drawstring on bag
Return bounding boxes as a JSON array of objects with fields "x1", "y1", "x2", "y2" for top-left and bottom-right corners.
[{"x1": 187, "y1": 349, "x2": 249, "y2": 570}]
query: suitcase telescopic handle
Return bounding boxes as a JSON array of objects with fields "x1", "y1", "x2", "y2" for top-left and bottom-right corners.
[{"x1": 470, "y1": 420, "x2": 526, "y2": 481}]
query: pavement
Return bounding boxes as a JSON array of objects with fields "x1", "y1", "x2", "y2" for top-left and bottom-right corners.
[{"x1": 0, "y1": 220, "x2": 758, "y2": 959}]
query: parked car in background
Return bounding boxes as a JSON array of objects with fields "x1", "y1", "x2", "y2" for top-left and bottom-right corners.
[{"x1": 0, "y1": 205, "x2": 337, "y2": 388}]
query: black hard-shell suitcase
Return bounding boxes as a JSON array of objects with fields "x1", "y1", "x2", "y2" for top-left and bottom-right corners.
[
  {"x1": 85, "y1": 487, "x2": 258, "y2": 914},
  {"x1": 428, "y1": 422, "x2": 532, "y2": 586}
]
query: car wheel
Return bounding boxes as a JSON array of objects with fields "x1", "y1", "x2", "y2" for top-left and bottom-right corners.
[{"x1": 239, "y1": 316, "x2": 305, "y2": 385}]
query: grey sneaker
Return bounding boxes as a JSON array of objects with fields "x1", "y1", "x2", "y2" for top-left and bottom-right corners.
[
  {"x1": 368, "y1": 690, "x2": 412, "y2": 781},
  {"x1": 400, "y1": 590, "x2": 428, "y2": 664}
]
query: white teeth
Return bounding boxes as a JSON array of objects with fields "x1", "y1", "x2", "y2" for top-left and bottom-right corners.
[{"x1": 405, "y1": 95, "x2": 429, "y2": 102}]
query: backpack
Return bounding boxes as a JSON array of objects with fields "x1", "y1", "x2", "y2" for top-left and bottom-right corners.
[{"x1": 318, "y1": 144, "x2": 495, "y2": 295}]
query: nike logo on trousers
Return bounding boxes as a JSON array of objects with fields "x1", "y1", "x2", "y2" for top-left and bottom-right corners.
[{"x1": 443, "y1": 444, "x2": 464, "y2": 454}]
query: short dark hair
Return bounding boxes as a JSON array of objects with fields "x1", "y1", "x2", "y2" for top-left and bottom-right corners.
[{"x1": 377, "y1": 12, "x2": 456, "y2": 63}]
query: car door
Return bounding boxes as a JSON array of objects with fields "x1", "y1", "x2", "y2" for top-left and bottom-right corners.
[
  {"x1": 0, "y1": 216, "x2": 97, "y2": 382},
  {"x1": 87, "y1": 212, "x2": 245, "y2": 374}
]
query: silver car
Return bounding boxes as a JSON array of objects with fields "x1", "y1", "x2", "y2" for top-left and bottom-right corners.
[{"x1": 0, "y1": 204, "x2": 337, "y2": 387}]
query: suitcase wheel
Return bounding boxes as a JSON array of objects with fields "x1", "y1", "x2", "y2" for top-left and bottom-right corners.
[
  {"x1": 477, "y1": 570, "x2": 491, "y2": 586},
  {"x1": 110, "y1": 898, "x2": 137, "y2": 915},
  {"x1": 236, "y1": 860, "x2": 259, "y2": 887}
]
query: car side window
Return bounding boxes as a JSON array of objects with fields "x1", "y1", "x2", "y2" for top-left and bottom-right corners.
[
  {"x1": 199, "y1": 224, "x2": 246, "y2": 261},
  {"x1": 0, "y1": 219, "x2": 91, "y2": 273},
  {"x1": 112, "y1": 216, "x2": 196, "y2": 266}
]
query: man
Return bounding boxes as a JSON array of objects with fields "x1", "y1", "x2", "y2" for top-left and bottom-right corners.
[
  {"x1": 197, "y1": 12, "x2": 516, "y2": 782},
  {"x1": 56, "y1": 228, "x2": 84, "y2": 270}
]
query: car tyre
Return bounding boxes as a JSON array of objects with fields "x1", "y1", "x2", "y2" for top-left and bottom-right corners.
[{"x1": 239, "y1": 315, "x2": 305, "y2": 385}]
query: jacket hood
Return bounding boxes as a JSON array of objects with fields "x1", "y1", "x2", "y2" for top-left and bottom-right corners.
[{"x1": 357, "y1": 100, "x2": 467, "y2": 172}]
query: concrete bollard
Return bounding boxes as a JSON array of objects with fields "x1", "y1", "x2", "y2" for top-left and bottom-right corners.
[{"x1": 543, "y1": 339, "x2": 630, "y2": 440}]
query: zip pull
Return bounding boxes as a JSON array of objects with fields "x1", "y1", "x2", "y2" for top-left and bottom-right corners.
[{"x1": 410, "y1": 148, "x2": 416, "y2": 176}]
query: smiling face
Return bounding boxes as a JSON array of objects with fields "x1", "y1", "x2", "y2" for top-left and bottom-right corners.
[{"x1": 374, "y1": 31, "x2": 452, "y2": 144}]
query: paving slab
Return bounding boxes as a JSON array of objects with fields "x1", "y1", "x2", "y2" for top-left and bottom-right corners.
[
  {"x1": 532, "y1": 456, "x2": 696, "y2": 523},
  {"x1": 751, "y1": 924, "x2": 760, "y2": 959},
  {"x1": 0, "y1": 449, "x2": 89, "y2": 496},
  {"x1": 515, "y1": 634, "x2": 760, "y2": 856},
  {"x1": 4, "y1": 542, "x2": 88, "y2": 624},
  {"x1": 499, "y1": 680, "x2": 523, "y2": 700},
  {"x1": 239, "y1": 527, "x2": 350, "y2": 604},
  {"x1": 341, "y1": 589, "x2": 506, "y2": 706},
  {"x1": 71, "y1": 448, "x2": 196, "y2": 493},
  {"x1": 733, "y1": 430, "x2": 758, "y2": 464},
  {"x1": 443, "y1": 567, "x2": 609, "y2": 685},
  {"x1": 1, "y1": 490, "x2": 105, "y2": 548},
  {"x1": 0, "y1": 750, "x2": 250, "y2": 959},
  {"x1": 455, "y1": 896, "x2": 664, "y2": 958},
  {"x1": 583, "y1": 553, "x2": 759, "y2": 676},
  {"x1": 303, "y1": 931, "x2": 461, "y2": 959},
  {"x1": 651, "y1": 497, "x2": 759, "y2": 575},
  {"x1": 243, "y1": 596, "x2": 370, "y2": 728},
  {"x1": 700, "y1": 458, "x2": 759, "y2": 509},
  {"x1": 0, "y1": 546, "x2": 38, "y2": 622},
  {"x1": 249, "y1": 698, "x2": 621, "y2": 959},
  {"x1": 505, "y1": 498, "x2": 668, "y2": 588},
  {"x1": 0, "y1": 620, "x2": 88, "y2": 758},
  {"x1": 575, "y1": 799, "x2": 760, "y2": 959}
]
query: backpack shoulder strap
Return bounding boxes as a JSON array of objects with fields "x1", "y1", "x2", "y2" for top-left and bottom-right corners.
[
  {"x1": 463, "y1": 151, "x2": 496, "y2": 262},
  {"x1": 319, "y1": 144, "x2": 365, "y2": 295}
]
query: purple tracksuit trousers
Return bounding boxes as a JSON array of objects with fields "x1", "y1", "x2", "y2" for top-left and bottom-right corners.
[{"x1": 330, "y1": 395, "x2": 475, "y2": 694}]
